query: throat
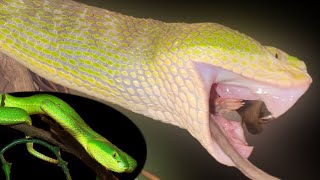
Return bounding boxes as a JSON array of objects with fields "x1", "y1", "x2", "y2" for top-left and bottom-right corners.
[{"x1": 209, "y1": 84, "x2": 253, "y2": 162}]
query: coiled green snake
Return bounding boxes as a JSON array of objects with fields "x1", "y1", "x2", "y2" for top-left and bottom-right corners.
[{"x1": 0, "y1": 0, "x2": 312, "y2": 179}]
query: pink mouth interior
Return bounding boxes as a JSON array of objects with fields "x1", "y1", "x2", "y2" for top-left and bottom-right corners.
[
  {"x1": 195, "y1": 62, "x2": 310, "y2": 166},
  {"x1": 214, "y1": 115, "x2": 252, "y2": 158},
  {"x1": 209, "y1": 83, "x2": 253, "y2": 165}
]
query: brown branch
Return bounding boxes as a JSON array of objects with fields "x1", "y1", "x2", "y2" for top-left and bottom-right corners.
[
  {"x1": 8, "y1": 123, "x2": 118, "y2": 180},
  {"x1": 0, "y1": 53, "x2": 36, "y2": 93},
  {"x1": 141, "y1": 170, "x2": 160, "y2": 180},
  {"x1": 10, "y1": 124, "x2": 66, "y2": 150}
]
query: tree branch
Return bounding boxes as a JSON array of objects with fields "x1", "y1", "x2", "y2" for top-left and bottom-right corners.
[{"x1": 8, "y1": 123, "x2": 118, "y2": 180}]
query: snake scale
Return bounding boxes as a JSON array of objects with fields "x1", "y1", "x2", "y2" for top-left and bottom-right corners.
[{"x1": 0, "y1": 0, "x2": 312, "y2": 179}]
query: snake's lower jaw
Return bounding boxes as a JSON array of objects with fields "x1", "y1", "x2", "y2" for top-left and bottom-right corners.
[
  {"x1": 186, "y1": 62, "x2": 312, "y2": 166},
  {"x1": 124, "y1": 158, "x2": 137, "y2": 173}
]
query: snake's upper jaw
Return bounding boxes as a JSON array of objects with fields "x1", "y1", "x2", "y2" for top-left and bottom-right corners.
[{"x1": 194, "y1": 62, "x2": 311, "y2": 166}]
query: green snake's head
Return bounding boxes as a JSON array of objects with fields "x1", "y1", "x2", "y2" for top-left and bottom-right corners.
[{"x1": 87, "y1": 138, "x2": 137, "y2": 173}]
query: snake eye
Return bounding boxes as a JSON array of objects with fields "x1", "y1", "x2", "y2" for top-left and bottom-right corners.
[
  {"x1": 273, "y1": 50, "x2": 286, "y2": 62},
  {"x1": 113, "y1": 152, "x2": 117, "y2": 158},
  {"x1": 265, "y1": 46, "x2": 286, "y2": 62}
]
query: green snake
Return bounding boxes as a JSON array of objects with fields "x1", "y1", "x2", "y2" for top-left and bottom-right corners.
[
  {"x1": 0, "y1": 93, "x2": 137, "y2": 173},
  {"x1": 0, "y1": 0, "x2": 312, "y2": 179}
]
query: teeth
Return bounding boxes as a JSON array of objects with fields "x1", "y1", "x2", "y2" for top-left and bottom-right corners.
[
  {"x1": 260, "y1": 115, "x2": 273, "y2": 120},
  {"x1": 260, "y1": 115, "x2": 275, "y2": 124}
]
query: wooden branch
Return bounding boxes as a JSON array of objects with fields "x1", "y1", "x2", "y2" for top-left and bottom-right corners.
[
  {"x1": 0, "y1": 53, "x2": 36, "y2": 92},
  {"x1": 8, "y1": 123, "x2": 118, "y2": 180},
  {"x1": 141, "y1": 170, "x2": 160, "y2": 180}
]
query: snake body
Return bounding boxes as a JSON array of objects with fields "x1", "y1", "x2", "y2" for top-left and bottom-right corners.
[{"x1": 0, "y1": 0, "x2": 312, "y2": 179}]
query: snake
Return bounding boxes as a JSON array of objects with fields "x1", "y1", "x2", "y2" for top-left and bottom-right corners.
[
  {"x1": 0, "y1": 0, "x2": 312, "y2": 179},
  {"x1": 0, "y1": 93, "x2": 137, "y2": 173}
]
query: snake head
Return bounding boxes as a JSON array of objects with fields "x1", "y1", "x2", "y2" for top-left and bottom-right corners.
[
  {"x1": 87, "y1": 138, "x2": 137, "y2": 173},
  {"x1": 191, "y1": 27, "x2": 312, "y2": 165},
  {"x1": 142, "y1": 23, "x2": 313, "y2": 166}
]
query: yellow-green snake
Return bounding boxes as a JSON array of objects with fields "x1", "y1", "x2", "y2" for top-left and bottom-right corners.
[
  {"x1": 0, "y1": 0, "x2": 312, "y2": 179},
  {"x1": 0, "y1": 93, "x2": 137, "y2": 173}
]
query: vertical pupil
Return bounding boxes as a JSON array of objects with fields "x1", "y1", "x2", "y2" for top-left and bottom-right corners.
[{"x1": 275, "y1": 53, "x2": 279, "y2": 59}]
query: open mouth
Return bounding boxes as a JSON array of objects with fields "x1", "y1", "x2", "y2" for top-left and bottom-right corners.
[
  {"x1": 195, "y1": 62, "x2": 310, "y2": 166},
  {"x1": 208, "y1": 84, "x2": 274, "y2": 164}
]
